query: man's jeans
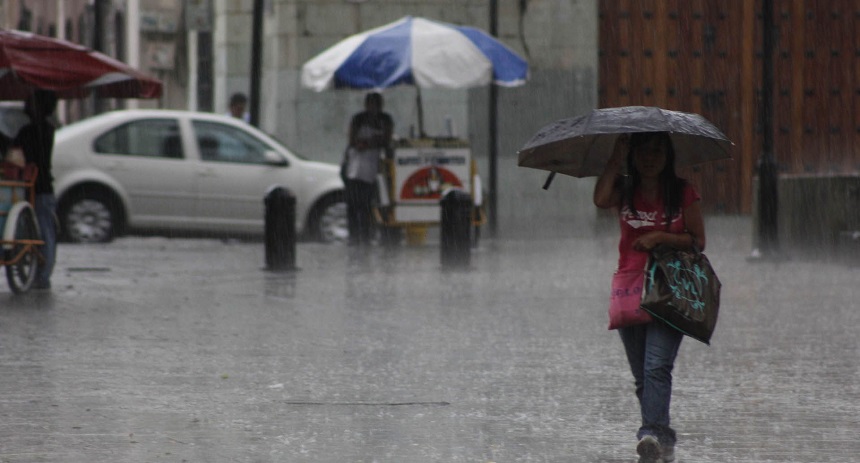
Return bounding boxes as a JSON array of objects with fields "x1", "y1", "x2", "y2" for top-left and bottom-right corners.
[
  {"x1": 619, "y1": 321, "x2": 683, "y2": 447},
  {"x1": 34, "y1": 194, "x2": 57, "y2": 286},
  {"x1": 345, "y1": 179, "x2": 375, "y2": 245}
]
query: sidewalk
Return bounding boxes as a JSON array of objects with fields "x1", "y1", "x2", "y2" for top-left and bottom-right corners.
[{"x1": 0, "y1": 216, "x2": 857, "y2": 462}]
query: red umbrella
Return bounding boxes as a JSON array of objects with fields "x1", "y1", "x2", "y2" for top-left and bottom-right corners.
[{"x1": 0, "y1": 29, "x2": 162, "y2": 100}]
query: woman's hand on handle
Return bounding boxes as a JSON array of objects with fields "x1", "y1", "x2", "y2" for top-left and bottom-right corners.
[{"x1": 593, "y1": 134, "x2": 629, "y2": 209}]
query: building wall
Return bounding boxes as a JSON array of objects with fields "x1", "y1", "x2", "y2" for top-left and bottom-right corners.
[
  {"x1": 599, "y1": 1, "x2": 749, "y2": 214},
  {"x1": 0, "y1": 0, "x2": 177, "y2": 113},
  {"x1": 599, "y1": 0, "x2": 860, "y2": 215},
  {"x1": 0, "y1": 0, "x2": 88, "y2": 45},
  {"x1": 9, "y1": 1, "x2": 858, "y2": 237}
]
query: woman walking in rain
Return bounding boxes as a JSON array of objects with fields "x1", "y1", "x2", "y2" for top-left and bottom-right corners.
[{"x1": 593, "y1": 131, "x2": 706, "y2": 463}]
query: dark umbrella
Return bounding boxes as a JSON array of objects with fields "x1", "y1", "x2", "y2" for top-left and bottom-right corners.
[
  {"x1": 0, "y1": 29, "x2": 162, "y2": 100},
  {"x1": 518, "y1": 106, "x2": 733, "y2": 188}
]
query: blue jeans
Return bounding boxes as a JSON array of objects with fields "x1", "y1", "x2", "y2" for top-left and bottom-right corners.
[
  {"x1": 34, "y1": 194, "x2": 57, "y2": 286},
  {"x1": 619, "y1": 321, "x2": 683, "y2": 447}
]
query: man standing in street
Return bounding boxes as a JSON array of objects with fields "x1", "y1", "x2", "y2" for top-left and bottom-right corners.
[
  {"x1": 344, "y1": 92, "x2": 393, "y2": 246},
  {"x1": 13, "y1": 89, "x2": 58, "y2": 290}
]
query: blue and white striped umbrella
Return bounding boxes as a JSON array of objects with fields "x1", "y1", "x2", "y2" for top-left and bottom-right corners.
[{"x1": 301, "y1": 16, "x2": 528, "y2": 91}]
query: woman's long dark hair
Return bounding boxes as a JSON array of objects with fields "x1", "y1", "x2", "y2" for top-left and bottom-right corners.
[{"x1": 621, "y1": 132, "x2": 687, "y2": 228}]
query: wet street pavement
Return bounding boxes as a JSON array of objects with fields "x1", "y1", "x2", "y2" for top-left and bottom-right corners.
[{"x1": 0, "y1": 216, "x2": 858, "y2": 462}]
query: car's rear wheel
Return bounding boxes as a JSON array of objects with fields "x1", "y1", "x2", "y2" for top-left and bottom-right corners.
[
  {"x1": 59, "y1": 192, "x2": 120, "y2": 243},
  {"x1": 307, "y1": 193, "x2": 348, "y2": 243}
]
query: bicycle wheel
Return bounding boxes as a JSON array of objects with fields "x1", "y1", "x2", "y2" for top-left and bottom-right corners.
[{"x1": 5, "y1": 205, "x2": 39, "y2": 294}]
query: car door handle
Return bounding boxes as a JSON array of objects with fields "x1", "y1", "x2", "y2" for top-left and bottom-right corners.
[{"x1": 197, "y1": 168, "x2": 218, "y2": 177}]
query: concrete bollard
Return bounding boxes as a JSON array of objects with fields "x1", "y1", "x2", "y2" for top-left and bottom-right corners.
[
  {"x1": 264, "y1": 186, "x2": 296, "y2": 271},
  {"x1": 440, "y1": 189, "x2": 472, "y2": 268}
]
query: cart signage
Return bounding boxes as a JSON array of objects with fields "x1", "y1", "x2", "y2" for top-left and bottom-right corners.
[{"x1": 393, "y1": 147, "x2": 471, "y2": 222}]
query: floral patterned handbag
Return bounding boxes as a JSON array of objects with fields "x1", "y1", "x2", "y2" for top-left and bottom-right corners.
[{"x1": 640, "y1": 244, "x2": 722, "y2": 344}]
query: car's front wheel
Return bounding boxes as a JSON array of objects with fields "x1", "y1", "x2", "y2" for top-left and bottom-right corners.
[
  {"x1": 58, "y1": 191, "x2": 121, "y2": 243},
  {"x1": 306, "y1": 193, "x2": 348, "y2": 243}
]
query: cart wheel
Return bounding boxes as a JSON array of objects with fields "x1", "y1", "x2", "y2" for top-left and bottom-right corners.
[{"x1": 5, "y1": 206, "x2": 39, "y2": 294}]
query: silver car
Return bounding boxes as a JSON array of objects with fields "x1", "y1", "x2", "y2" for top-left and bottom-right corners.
[{"x1": 53, "y1": 110, "x2": 346, "y2": 243}]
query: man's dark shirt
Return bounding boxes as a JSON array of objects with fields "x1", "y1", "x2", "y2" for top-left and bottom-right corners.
[
  {"x1": 13, "y1": 120, "x2": 55, "y2": 194},
  {"x1": 350, "y1": 111, "x2": 393, "y2": 148}
]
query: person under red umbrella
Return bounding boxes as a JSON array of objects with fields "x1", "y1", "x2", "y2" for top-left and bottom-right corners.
[{"x1": 11, "y1": 89, "x2": 58, "y2": 290}]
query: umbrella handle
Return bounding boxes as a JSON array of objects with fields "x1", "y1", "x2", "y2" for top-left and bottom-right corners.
[{"x1": 542, "y1": 172, "x2": 556, "y2": 190}]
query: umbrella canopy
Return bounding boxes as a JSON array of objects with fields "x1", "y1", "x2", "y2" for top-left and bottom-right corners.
[
  {"x1": 0, "y1": 29, "x2": 162, "y2": 100},
  {"x1": 301, "y1": 16, "x2": 528, "y2": 92},
  {"x1": 518, "y1": 106, "x2": 733, "y2": 179}
]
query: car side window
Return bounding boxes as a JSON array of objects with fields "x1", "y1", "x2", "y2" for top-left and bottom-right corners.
[
  {"x1": 94, "y1": 119, "x2": 183, "y2": 159},
  {"x1": 191, "y1": 121, "x2": 274, "y2": 165}
]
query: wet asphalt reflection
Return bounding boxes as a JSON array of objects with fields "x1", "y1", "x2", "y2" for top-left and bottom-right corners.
[{"x1": 0, "y1": 216, "x2": 858, "y2": 462}]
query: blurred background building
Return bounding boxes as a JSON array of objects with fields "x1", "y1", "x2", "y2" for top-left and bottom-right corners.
[{"x1": 1, "y1": 0, "x2": 857, "y2": 244}]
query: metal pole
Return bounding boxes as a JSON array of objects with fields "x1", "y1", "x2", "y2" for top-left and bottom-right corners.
[
  {"x1": 755, "y1": 0, "x2": 779, "y2": 258},
  {"x1": 488, "y1": 0, "x2": 499, "y2": 237},
  {"x1": 91, "y1": 0, "x2": 107, "y2": 115},
  {"x1": 249, "y1": 0, "x2": 264, "y2": 127},
  {"x1": 416, "y1": 86, "x2": 426, "y2": 137},
  {"x1": 92, "y1": 0, "x2": 104, "y2": 52},
  {"x1": 55, "y1": 0, "x2": 68, "y2": 122},
  {"x1": 126, "y1": 0, "x2": 140, "y2": 110},
  {"x1": 196, "y1": 32, "x2": 214, "y2": 112}
]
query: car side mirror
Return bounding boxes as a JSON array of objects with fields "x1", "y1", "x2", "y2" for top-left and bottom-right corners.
[{"x1": 264, "y1": 150, "x2": 288, "y2": 166}]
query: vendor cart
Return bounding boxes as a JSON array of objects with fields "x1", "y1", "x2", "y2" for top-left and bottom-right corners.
[
  {"x1": 374, "y1": 138, "x2": 486, "y2": 245},
  {"x1": 301, "y1": 16, "x2": 528, "y2": 245},
  {"x1": 0, "y1": 163, "x2": 43, "y2": 293}
]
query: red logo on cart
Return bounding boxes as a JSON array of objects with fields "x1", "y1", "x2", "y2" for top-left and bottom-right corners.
[{"x1": 400, "y1": 166, "x2": 463, "y2": 200}]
